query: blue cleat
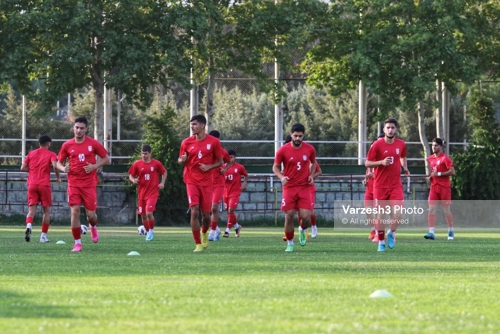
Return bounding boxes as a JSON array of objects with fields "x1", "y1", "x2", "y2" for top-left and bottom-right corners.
[
  {"x1": 377, "y1": 244, "x2": 386, "y2": 252},
  {"x1": 447, "y1": 231, "x2": 454, "y2": 240},
  {"x1": 214, "y1": 229, "x2": 221, "y2": 241},
  {"x1": 424, "y1": 232, "x2": 435, "y2": 240},
  {"x1": 387, "y1": 233, "x2": 396, "y2": 249},
  {"x1": 146, "y1": 230, "x2": 154, "y2": 241}
]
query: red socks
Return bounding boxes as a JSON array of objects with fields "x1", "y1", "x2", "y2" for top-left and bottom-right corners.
[
  {"x1": 72, "y1": 227, "x2": 82, "y2": 240},
  {"x1": 41, "y1": 223, "x2": 49, "y2": 233},
  {"x1": 192, "y1": 229, "x2": 201, "y2": 244}
]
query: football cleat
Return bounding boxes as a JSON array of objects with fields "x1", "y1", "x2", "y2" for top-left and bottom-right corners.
[
  {"x1": 235, "y1": 225, "x2": 241, "y2": 238},
  {"x1": 193, "y1": 244, "x2": 203, "y2": 252},
  {"x1": 387, "y1": 232, "x2": 396, "y2": 249},
  {"x1": 90, "y1": 225, "x2": 99, "y2": 243},
  {"x1": 299, "y1": 230, "x2": 307, "y2": 246},
  {"x1": 71, "y1": 244, "x2": 82, "y2": 252},
  {"x1": 285, "y1": 244, "x2": 294, "y2": 252},
  {"x1": 25, "y1": 227, "x2": 32, "y2": 242},
  {"x1": 447, "y1": 231, "x2": 454, "y2": 240},
  {"x1": 377, "y1": 244, "x2": 386, "y2": 252},
  {"x1": 368, "y1": 230, "x2": 376, "y2": 240},
  {"x1": 201, "y1": 232, "x2": 209, "y2": 248},
  {"x1": 40, "y1": 235, "x2": 50, "y2": 243},
  {"x1": 311, "y1": 225, "x2": 318, "y2": 238},
  {"x1": 424, "y1": 233, "x2": 436, "y2": 240}
]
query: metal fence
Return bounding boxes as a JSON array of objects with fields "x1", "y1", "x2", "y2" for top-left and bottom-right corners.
[{"x1": 1, "y1": 80, "x2": 499, "y2": 166}]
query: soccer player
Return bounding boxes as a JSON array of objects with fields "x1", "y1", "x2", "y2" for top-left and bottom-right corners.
[
  {"x1": 128, "y1": 144, "x2": 167, "y2": 241},
  {"x1": 21, "y1": 135, "x2": 61, "y2": 243},
  {"x1": 56, "y1": 116, "x2": 110, "y2": 252},
  {"x1": 365, "y1": 134, "x2": 385, "y2": 242},
  {"x1": 424, "y1": 138, "x2": 456, "y2": 240},
  {"x1": 178, "y1": 115, "x2": 224, "y2": 252},
  {"x1": 366, "y1": 118, "x2": 410, "y2": 252},
  {"x1": 207, "y1": 130, "x2": 231, "y2": 242},
  {"x1": 273, "y1": 123, "x2": 317, "y2": 252},
  {"x1": 222, "y1": 149, "x2": 248, "y2": 238}
]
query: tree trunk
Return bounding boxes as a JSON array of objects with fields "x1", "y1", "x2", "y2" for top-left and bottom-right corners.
[
  {"x1": 204, "y1": 18, "x2": 216, "y2": 132},
  {"x1": 418, "y1": 101, "x2": 431, "y2": 175},
  {"x1": 93, "y1": 82, "x2": 104, "y2": 142}
]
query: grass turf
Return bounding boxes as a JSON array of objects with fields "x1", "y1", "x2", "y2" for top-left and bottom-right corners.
[{"x1": 0, "y1": 226, "x2": 499, "y2": 333}]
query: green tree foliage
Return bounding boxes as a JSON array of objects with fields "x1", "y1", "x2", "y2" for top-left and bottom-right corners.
[
  {"x1": 133, "y1": 107, "x2": 188, "y2": 225},
  {"x1": 451, "y1": 90, "x2": 500, "y2": 199}
]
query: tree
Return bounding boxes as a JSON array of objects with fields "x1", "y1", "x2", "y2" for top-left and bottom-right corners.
[
  {"x1": 451, "y1": 90, "x2": 500, "y2": 199},
  {"x1": 303, "y1": 0, "x2": 500, "y2": 173},
  {"x1": 0, "y1": 0, "x2": 196, "y2": 141}
]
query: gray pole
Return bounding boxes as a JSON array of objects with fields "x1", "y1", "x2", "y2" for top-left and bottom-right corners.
[
  {"x1": 190, "y1": 67, "x2": 197, "y2": 136},
  {"x1": 358, "y1": 81, "x2": 367, "y2": 165},
  {"x1": 22, "y1": 95, "x2": 27, "y2": 161}
]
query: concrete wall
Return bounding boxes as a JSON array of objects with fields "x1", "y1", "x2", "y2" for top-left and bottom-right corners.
[{"x1": 0, "y1": 171, "x2": 429, "y2": 225}]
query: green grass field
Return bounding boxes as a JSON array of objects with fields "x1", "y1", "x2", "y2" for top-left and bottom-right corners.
[{"x1": 0, "y1": 226, "x2": 499, "y2": 333}]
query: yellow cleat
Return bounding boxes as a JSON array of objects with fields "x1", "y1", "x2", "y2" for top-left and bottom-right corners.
[
  {"x1": 201, "y1": 232, "x2": 209, "y2": 248},
  {"x1": 193, "y1": 244, "x2": 203, "y2": 252}
]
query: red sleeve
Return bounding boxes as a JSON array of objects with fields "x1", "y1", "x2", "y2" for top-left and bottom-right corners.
[
  {"x1": 179, "y1": 139, "x2": 187, "y2": 158},
  {"x1": 223, "y1": 149, "x2": 231, "y2": 163},
  {"x1": 58, "y1": 143, "x2": 68, "y2": 162},
  {"x1": 95, "y1": 141, "x2": 108, "y2": 158},
  {"x1": 157, "y1": 160, "x2": 167, "y2": 174},
  {"x1": 445, "y1": 155, "x2": 454, "y2": 169},
  {"x1": 128, "y1": 162, "x2": 138, "y2": 176},
  {"x1": 240, "y1": 165, "x2": 248, "y2": 176},
  {"x1": 366, "y1": 142, "x2": 378, "y2": 161},
  {"x1": 401, "y1": 141, "x2": 407, "y2": 158},
  {"x1": 274, "y1": 147, "x2": 284, "y2": 165},
  {"x1": 50, "y1": 152, "x2": 57, "y2": 162}
]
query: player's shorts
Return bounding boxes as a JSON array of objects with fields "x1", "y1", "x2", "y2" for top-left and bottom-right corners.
[
  {"x1": 310, "y1": 188, "x2": 316, "y2": 208},
  {"x1": 281, "y1": 186, "x2": 313, "y2": 211},
  {"x1": 224, "y1": 194, "x2": 241, "y2": 210},
  {"x1": 428, "y1": 184, "x2": 452, "y2": 208},
  {"x1": 27, "y1": 184, "x2": 52, "y2": 207},
  {"x1": 212, "y1": 185, "x2": 224, "y2": 205},
  {"x1": 68, "y1": 186, "x2": 97, "y2": 211},
  {"x1": 364, "y1": 189, "x2": 374, "y2": 208},
  {"x1": 373, "y1": 187, "x2": 404, "y2": 208},
  {"x1": 186, "y1": 183, "x2": 212, "y2": 213},
  {"x1": 137, "y1": 197, "x2": 159, "y2": 214}
]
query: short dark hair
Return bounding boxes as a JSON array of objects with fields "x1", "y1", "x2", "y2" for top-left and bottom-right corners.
[
  {"x1": 39, "y1": 135, "x2": 52, "y2": 145},
  {"x1": 74, "y1": 116, "x2": 88, "y2": 127},
  {"x1": 285, "y1": 135, "x2": 292, "y2": 144},
  {"x1": 190, "y1": 114, "x2": 206, "y2": 125},
  {"x1": 290, "y1": 123, "x2": 305, "y2": 134},
  {"x1": 209, "y1": 130, "x2": 220, "y2": 138},
  {"x1": 142, "y1": 144, "x2": 152, "y2": 152},
  {"x1": 227, "y1": 149, "x2": 237, "y2": 156},
  {"x1": 432, "y1": 138, "x2": 444, "y2": 146},
  {"x1": 384, "y1": 118, "x2": 398, "y2": 128}
]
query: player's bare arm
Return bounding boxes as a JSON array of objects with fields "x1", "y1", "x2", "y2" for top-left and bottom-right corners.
[
  {"x1": 129, "y1": 174, "x2": 139, "y2": 184},
  {"x1": 56, "y1": 160, "x2": 70, "y2": 173},
  {"x1": 400, "y1": 157, "x2": 410, "y2": 176},
  {"x1": 52, "y1": 160, "x2": 61, "y2": 183},
  {"x1": 199, "y1": 157, "x2": 223, "y2": 172},
  {"x1": 273, "y1": 163, "x2": 289, "y2": 186},
  {"x1": 83, "y1": 155, "x2": 110, "y2": 173},
  {"x1": 159, "y1": 171, "x2": 167, "y2": 189},
  {"x1": 430, "y1": 166, "x2": 455, "y2": 178},
  {"x1": 178, "y1": 152, "x2": 187, "y2": 165},
  {"x1": 241, "y1": 175, "x2": 248, "y2": 191},
  {"x1": 308, "y1": 160, "x2": 318, "y2": 185},
  {"x1": 20, "y1": 162, "x2": 29, "y2": 172}
]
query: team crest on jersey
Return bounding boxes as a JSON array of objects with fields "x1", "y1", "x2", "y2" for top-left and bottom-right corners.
[
  {"x1": 151, "y1": 167, "x2": 154, "y2": 172},
  {"x1": 235, "y1": 168, "x2": 238, "y2": 173},
  {"x1": 303, "y1": 155, "x2": 307, "y2": 161},
  {"x1": 396, "y1": 148, "x2": 400, "y2": 155},
  {"x1": 88, "y1": 146, "x2": 93, "y2": 152},
  {"x1": 207, "y1": 144, "x2": 211, "y2": 150}
]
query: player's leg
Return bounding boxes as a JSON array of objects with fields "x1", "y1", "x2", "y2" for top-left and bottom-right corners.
[
  {"x1": 80, "y1": 187, "x2": 99, "y2": 243},
  {"x1": 39, "y1": 186, "x2": 52, "y2": 242},
  {"x1": 25, "y1": 185, "x2": 40, "y2": 242},
  {"x1": 209, "y1": 186, "x2": 224, "y2": 241},
  {"x1": 425, "y1": 186, "x2": 439, "y2": 240},
  {"x1": 67, "y1": 186, "x2": 83, "y2": 252},
  {"x1": 40, "y1": 206, "x2": 51, "y2": 242},
  {"x1": 442, "y1": 187, "x2": 454, "y2": 240},
  {"x1": 284, "y1": 209, "x2": 295, "y2": 252},
  {"x1": 310, "y1": 188, "x2": 318, "y2": 238},
  {"x1": 200, "y1": 186, "x2": 212, "y2": 249},
  {"x1": 145, "y1": 197, "x2": 158, "y2": 241},
  {"x1": 297, "y1": 188, "x2": 312, "y2": 246},
  {"x1": 386, "y1": 189, "x2": 404, "y2": 249},
  {"x1": 186, "y1": 184, "x2": 203, "y2": 252}
]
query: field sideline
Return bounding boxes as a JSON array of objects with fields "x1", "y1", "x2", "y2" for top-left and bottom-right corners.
[{"x1": 0, "y1": 226, "x2": 499, "y2": 333}]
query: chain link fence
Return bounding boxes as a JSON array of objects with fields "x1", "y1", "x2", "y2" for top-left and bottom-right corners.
[{"x1": 1, "y1": 80, "x2": 499, "y2": 167}]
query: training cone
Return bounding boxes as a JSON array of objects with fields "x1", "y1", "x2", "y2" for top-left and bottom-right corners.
[
  {"x1": 56, "y1": 240, "x2": 66, "y2": 245},
  {"x1": 370, "y1": 290, "x2": 394, "y2": 298},
  {"x1": 127, "y1": 251, "x2": 140, "y2": 256}
]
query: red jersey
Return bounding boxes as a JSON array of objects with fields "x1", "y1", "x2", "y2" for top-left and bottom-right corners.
[
  {"x1": 428, "y1": 153, "x2": 453, "y2": 187},
  {"x1": 24, "y1": 148, "x2": 57, "y2": 187},
  {"x1": 274, "y1": 142, "x2": 317, "y2": 188},
  {"x1": 128, "y1": 159, "x2": 167, "y2": 200},
  {"x1": 366, "y1": 138, "x2": 406, "y2": 189},
  {"x1": 57, "y1": 136, "x2": 108, "y2": 187},
  {"x1": 223, "y1": 162, "x2": 248, "y2": 197},
  {"x1": 179, "y1": 134, "x2": 224, "y2": 186},
  {"x1": 212, "y1": 149, "x2": 231, "y2": 187}
]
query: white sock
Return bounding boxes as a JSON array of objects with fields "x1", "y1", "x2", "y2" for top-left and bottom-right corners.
[
  {"x1": 75, "y1": 239, "x2": 82, "y2": 244},
  {"x1": 225, "y1": 228, "x2": 231, "y2": 233},
  {"x1": 379, "y1": 240, "x2": 385, "y2": 245},
  {"x1": 41, "y1": 232, "x2": 47, "y2": 237},
  {"x1": 448, "y1": 227, "x2": 453, "y2": 232},
  {"x1": 287, "y1": 240, "x2": 294, "y2": 245},
  {"x1": 234, "y1": 223, "x2": 240, "y2": 229},
  {"x1": 429, "y1": 227, "x2": 435, "y2": 234},
  {"x1": 26, "y1": 223, "x2": 32, "y2": 229},
  {"x1": 371, "y1": 226, "x2": 375, "y2": 231}
]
